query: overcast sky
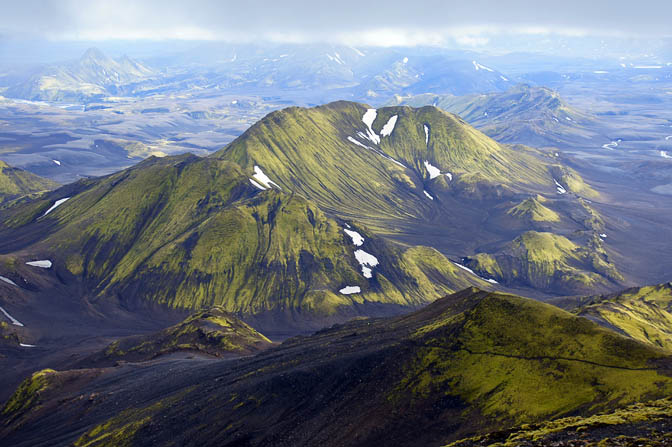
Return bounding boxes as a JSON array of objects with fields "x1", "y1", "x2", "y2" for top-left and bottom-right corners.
[{"x1": 1, "y1": 0, "x2": 671, "y2": 46}]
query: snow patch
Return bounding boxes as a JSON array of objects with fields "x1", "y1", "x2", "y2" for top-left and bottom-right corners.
[
  {"x1": 347, "y1": 137, "x2": 406, "y2": 167},
  {"x1": 402, "y1": 57, "x2": 408, "y2": 64},
  {"x1": 42, "y1": 197, "x2": 70, "y2": 216},
  {"x1": 472, "y1": 61, "x2": 494, "y2": 72},
  {"x1": 0, "y1": 306, "x2": 24, "y2": 326},
  {"x1": 665, "y1": 136, "x2": 672, "y2": 140},
  {"x1": 351, "y1": 47, "x2": 365, "y2": 57},
  {"x1": 424, "y1": 161, "x2": 441, "y2": 179},
  {"x1": 19, "y1": 343, "x2": 36, "y2": 348},
  {"x1": 554, "y1": 179, "x2": 567, "y2": 194},
  {"x1": 344, "y1": 229, "x2": 364, "y2": 246},
  {"x1": 424, "y1": 124, "x2": 429, "y2": 145},
  {"x1": 339, "y1": 286, "x2": 361, "y2": 295},
  {"x1": 0, "y1": 276, "x2": 17, "y2": 286},
  {"x1": 600, "y1": 233, "x2": 607, "y2": 238},
  {"x1": 453, "y1": 262, "x2": 498, "y2": 284},
  {"x1": 423, "y1": 190, "x2": 434, "y2": 200},
  {"x1": 634, "y1": 65, "x2": 662, "y2": 69},
  {"x1": 249, "y1": 179, "x2": 267, "y2": 190},
  {"x1": 361, "y1": 109, "x2": 380, "y2": 144},
  {"x1": 661, "y1": 151, "x2": 672, "y2": 159},
  {"x1": 52, "y1": 159, "x2": 61, "y2": 166},
  {"x1": 602, "y1": 141, "x2": 618, "y2": 150},
  {"x1": 26, "y1": 260, "x2": 52, "y2": 268},
  {"x1": 380, "y1": 115, "x2": 398, "y2": 137},
  {"x1": 252, "y1": 166, "x2": 281, "y2": 189},
  {"x1": 593, "y1": 71, "x2": 609, "y2": 74},
  {"x1": 347, "y1": 136, "x2": 373, "y2": 150},
  {"x1": 354, "y1": 249, "x2": 379, "y2": 279}
]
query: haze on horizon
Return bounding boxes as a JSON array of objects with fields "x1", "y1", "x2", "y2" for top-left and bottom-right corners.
[{"x1": 1, "y1": 0, "x2": 671, "y2": 64}]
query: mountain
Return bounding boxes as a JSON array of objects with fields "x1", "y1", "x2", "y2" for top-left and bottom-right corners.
[
  {"x1": 0, "y1": 152, "x2": 489, "y2": 334},
  {"x1": 388, "y1": 84, "x2": 599, "y2": 148},
  {"x1": 3, "y1": 288, "x2": 672, "y2": 446},
  {"x1": 464, "y1": 231, "x2": 623, "y2": 295},
  {"x1": 4, "y1": 48, "x2": 155, "y2": 102},
  {"x1": 0, "y1": 160, "x2": 58, "y2": 203},
  {"x1": 78, "y1": 307, "x2": 273, "y2": 367},
  {"x1": 570, "y1": 283, "x2": 672, "y2": 351}
]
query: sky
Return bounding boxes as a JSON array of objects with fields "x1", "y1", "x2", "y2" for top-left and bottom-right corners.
[{"x1": 1, "y1": 0, "x2": 671, "y2": 46}]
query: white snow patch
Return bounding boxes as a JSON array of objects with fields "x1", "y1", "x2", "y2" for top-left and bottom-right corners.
[
  {"x1": 231, "y1": 100, "x2": 238, "y2": 105},
  {"x1": 19, "y1": 343, "x2": 36, "y2": 348},
  {"x1": 500, "y1": 75, "x2": 509, "y2": 81},
  {"x1": 661, "y1": 151, "x2": 672, "y2": 159},
  {"x1": 344, "y1": 229, "x2": 364, "y2": 246},
  {"x1": 347, "y1": 136, "x2": 374, "y2": 150},
  {"x1": 665, "y1": 136, "x2": 672, "y2": 140},
  {"x1": 424, "y1": 161, "x2": 441, "y2": 179},
  {"x1": 602, "y1": 141, "x2": 618, "y2": 150},
  {"x1": 380, "y1": 115, "x2": 398, "y2": 137},
  {"x1": 565, "y1": 117, "x2": 572, "y2": 121},
  {"x1": 52, "y1": 159, "x2": 61, "y2": 166},
  {"x1": 252, "y1": 166, "x2": 281, "y2": 189},
  {"x1": 600, "y1": 233, "x2": 608, "y2": 238},
  {"x1": 554, "y1": 179, "x2": 567, "y2": 194},
  {"x1": 26, "y1": 260, "x2": 52, "y2": 268},
  {"x1": 402, "y1": 57, "x2": 408, "y2": 64},
  {"x1": 472, "y1": 61, "x2": 494, "y2": 72},
  {"x1": 351, "y1": 47, "x2": 365, "y2": 57},
  {"x1": 424, "y1": 125, "x2": 429, "y2": 145},
  {"x1": 634, "y1": 65, "x2": 662, "y2": 69},
  {"x1": 423, "y1": 190, "x2": 434, "y2": 200},
  {"x1": 354, "y1": 249, "x2": 379, "y2": 279},
  {"x1": 593, "y1": 71, "x2": 609, "y2": 74},
  {"x1": 0, "y1": 276, "x2": 17, "y2": 286},
  {"x1": 485, "y1": 278, "x2": 499, "y2": 284},
  {"x1": 42, "y1": 197, "x2": 70, "y2": 216},
  {"x1": 0, "y1": 306, "x2": 23, "y2": 326},
  {"x1": 454, "y1": 262, "x2": 477, "y2": 275},
  {"x1": 445, "y1": 172, "x2": 453, "y2": 181},
  {"x1": 347, "y1": 137, "x2": 406, "y2": 168},
  {"x1": 249, "y1": 178, "x2": 267, "y2": 190},
  {"x1": 361, "y1": 109, "x2": 380, "y2": 144},
  {"x1": 339, "y1": 286, "x2": 361, "y2": 295}
]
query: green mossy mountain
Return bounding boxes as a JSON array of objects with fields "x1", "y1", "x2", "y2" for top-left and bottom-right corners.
[
  {"x1": 215, "y1": 101, "x2": 566, "y2": 221},
  {"x1": 388, "y1": 84, "x2": 595, "y2": 147},
  {"x1": 571, "y1": 283, "x2": 672, "y2": 351},
  {"x1": 0, "y1": 160, "x2": 58, "y2": 203},
  {"x1": 81, "y1": 307, "x2": 272, "y2": 367},
  {"x1": 0, "y1": 153, "x2": 489, "y2": 332},
  {"x1": 3, "y1": 288, "x2": 672, "y2": 446},
  {"x1": 465, "y1": 231, "x2": 623, "y2": 294},
  {"x1": 507, "y1": 195, "x2": 560, "y2": 222}
]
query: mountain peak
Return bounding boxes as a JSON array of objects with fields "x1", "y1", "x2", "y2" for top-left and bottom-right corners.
[{"x1": 80, "y1": 47, "x2": 108, "y2": 62}]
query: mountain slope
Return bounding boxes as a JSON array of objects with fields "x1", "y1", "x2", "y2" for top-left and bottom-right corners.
[
  {"x1": 571, "y1": 283, "x2": 672, "y2": 351},
  {"x1": 0, "y1": 160, "x2": 58, "y2": 203},
  {"x1": 3, "y1": 288, "x2": 672, "y2": 446},
  {"x1": 0, "y1": 153, "x2": 489, "y2": 333},
  {"x1": 465, "y1": 231, "x2": 623, "y2": 294},
  {"x1": 215, "y1": 101, "x2": 570, "y2": 222},
  {"x1": 389, "y1": 84, "x2": 598, "y2": 148},
  {"x1": 5, "y1": 48, "x2": 155, "y2": 102},
  {"x1": 79, "y1": 307, "x2": 273, "y2": 367}
]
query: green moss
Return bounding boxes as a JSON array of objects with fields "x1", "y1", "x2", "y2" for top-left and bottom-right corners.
[
  {"x1": 2, "y1": 369, "x2": 57, "y2": 417},
  {"x1": 0, "y1": 160, "x2": 58, "y2": 203},
  {"x1": 395, "y1": 292, "x2": 672, "y2": 428},
  {"x1": 74, "y1": 390, "x2": 192, "y2": 447},
  {"x1": 507, "y1": 196, "x2": 560, "y2": 222}
]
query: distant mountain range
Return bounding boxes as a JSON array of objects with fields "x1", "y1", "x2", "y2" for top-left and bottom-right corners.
[
  {"x1": 3, "y1": 48, "x2": 156, "y2": 102},
  {"x1": 388, "y1": 84, "x2": 601, "y2": 147},
  {"x1": 1, "y1": 47, "x2": 512, "y2": 103}
]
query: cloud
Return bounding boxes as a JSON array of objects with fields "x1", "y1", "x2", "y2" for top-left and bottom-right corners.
[{"x1": 1, "y1": 0, "x2": 671, "y2": 45}]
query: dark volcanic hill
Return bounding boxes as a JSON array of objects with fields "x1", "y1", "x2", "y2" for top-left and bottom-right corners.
[{"x1": 2, "y1": 288, "x2": 672, "y2": 447}]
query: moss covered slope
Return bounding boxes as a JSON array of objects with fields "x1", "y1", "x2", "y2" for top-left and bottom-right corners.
[
  {"x1": 465, "y1": 231, "x2": 623, "y2": 294},
  {"x1": 4, "y1": 288, "x2": 672, "y2": 446},
  {"x1": 573, "y1": 283, "x2": 672, "y2": 351},
  {"x1": 0, "y1": 160, "x2": 58, "y2": 203},
  {"x1": 215, "y1": 101, "x2": 566, "y2": 221},
  {"x1": 82, "y1": 307, "x2": 272, "y2": 366},
  {"x1": 0, "y1": 154, "x2": 488, "y2": 331}
]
